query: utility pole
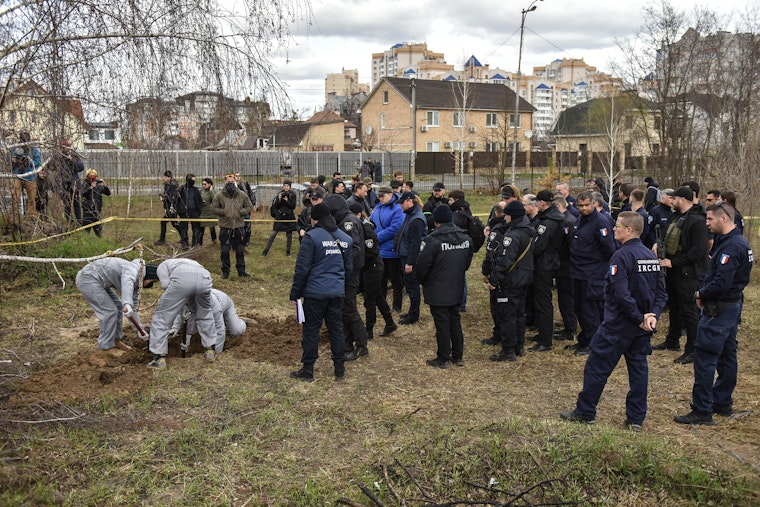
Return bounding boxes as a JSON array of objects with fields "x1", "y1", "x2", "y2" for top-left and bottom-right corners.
[
  {"x1": 511, "y1": 0, "x2": 543, "y2": 185},
  {"x1": 410, "y1": 78, "x2": 417, "y2": 180}
]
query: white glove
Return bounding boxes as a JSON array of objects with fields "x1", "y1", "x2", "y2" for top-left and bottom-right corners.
[
  {"x1": 169, "y1": 326, "x2": 181, "y2": 337},
  {"x1": 123, "y1": 304, "x2": 133, "y2": 318}
]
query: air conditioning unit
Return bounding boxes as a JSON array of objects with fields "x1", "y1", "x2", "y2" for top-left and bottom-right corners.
[
  {"x1": 469, "y1": 141, "x2": 477, "y2": 148},
  {"x1": 469, "y1": 126, "x2": 477, "y2": 133},
  {"x1": 420, "y1": 126, "x2": 428, "y2": 132},
  {"x1": 444, "y1": 141, "x2": 452, "y2": 148}
]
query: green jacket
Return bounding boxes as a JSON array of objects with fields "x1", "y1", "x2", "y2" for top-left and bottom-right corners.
[{"x1": 211, "y1": 188, "x2": 253, "y2": 229}]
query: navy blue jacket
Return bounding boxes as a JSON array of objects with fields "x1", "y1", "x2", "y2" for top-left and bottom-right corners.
[
  {"x1": 290, "y1": 216, "x2": 353, "y2": 300},
  {"x1": 647, "y1": 202, "x2": 673, "y2": 249},
  {"x1": 569, "y1": 208, "x2": 618, "y2": 279},
  {"x1": 395, "y1": 204, "x2": 426, "y2": 264},
  {"x1": 634, "y1": 206, "x2": 650, "y2": 248},
  {"x1": 699, "y1": 228, "x2": 753, "y2": 303},
  {"x1": 597, "y1": 238, "x2": 667, "y2": 338},
  {"x1": 416, "y1": 223, "x2": 473, "y2": 306}
]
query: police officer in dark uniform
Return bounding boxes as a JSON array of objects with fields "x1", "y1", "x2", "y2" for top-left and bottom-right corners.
[
  {"x1": 553, "y1": 195, "x2": 578, "y2": 341},
  {"x1": 647, "y1": 188, "x2": 674, "y2": 253},
  {"x1": 289, "y1": 203, "x2": 353, "y2": 382},
  {"x1": 325, "y1": 194, "x2": 367, "y2": 361},
  {"x1": 529, "y1": 190, "x2": 565, "y2": 352},
  {"x1": 560, "y1": 212, "x2": 667, "y2": 428},
  {"x1": 352, "y1": 202, "x2": 397, "y2": 341},
  {"x1": 568, "y1": 191, "x2": 618, "y2": 355},
  {"x1": 395, "y1": 192, "x2": 427, "y2": 325},
  {"x1": 482, "y1": 201, "x2": 535, "y2": 361},
  {"x1": 675, "y1": 201, "x2": 753, "y2": 425},
  {"x1": 654, "y1": 186, "x2": 708, "y2": 364},
  {"x1": 416, "y1": 205, "x2": 473, "y2": 369}
]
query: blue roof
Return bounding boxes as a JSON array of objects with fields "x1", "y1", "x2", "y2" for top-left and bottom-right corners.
[
  {"x1": 465, "y1": 55, "x2": 483, "y2": 67},
  {"x1": 491, "y1": 73, "x2": 506, "y2": 80},
  {"x1": 403, "y1": 68, "x2": 416, "y2": 75},
  {"x1": 536, "y1": 83, "x2": 551, "y2": 90},
  {"x1": 576, "y1": 81, "x2": 587, "y2": 86},
  {"x1": 443, "y1": 75, "x2": 457, "y2": 81},
  {"x1": 392, "y1": 43, "x2": 403, "y2": 49}
]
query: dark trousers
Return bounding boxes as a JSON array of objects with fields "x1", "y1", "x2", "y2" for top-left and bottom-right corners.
[
  {"x1": 220, "y1": 227, "x2": 246, "y2": 275},
  {"x1": 429, "y1": 304, "x2": 464, "y2": 363},
  {"x1": 532, "y1": 270, "x2": 554, "y2": 347},
  {"x1": 555, "y1": 271, "x2": 577, "y2": 333},
  {"x1": 343, "y1": 271, "x2": 367, "y2": 350},
  {"x1": 263, "y1": 230, "x2": 293, "y2": 254},
  {"x1": 665, "y1": 276, "x2": 699, "y2": 353},
  {"x1": 382, "y1": 257, "x2": 404, "y2": 311},
  {"x1": 301, "y1": 296, "x2": 345, "y2": 377},
  {"x1": 490, "y1": 286, "x2": 526, "y2": 353},
  {"x1": 575, "y1": 330, "x2": 651, "y2": 425},
  {"x1": 692, "y1": 303, "x2": 740, "y2": 413},
  {"x1": 400, "y1": 255, "x2": 420, "y2": 319},
  {"x1": 177, "y1": 219, "x2": 202, "y2": 248},
  {"x1": 159, "y1": 216, "x2": 178, "y2": 241},
  {"x1": 573, "y1": 278, "x2": 604, "y2": 347},
  {"x1": 198, "y1": 226, "x2": 216, "y2": 245},
  {"x1": 363, "y1": 264, "x2": 393, "y2": 333}
]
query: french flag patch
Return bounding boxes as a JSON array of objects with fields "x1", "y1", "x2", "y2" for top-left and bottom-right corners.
[
  {"x1": 720, "y1": 254, "x2": 731, "y2": 265},
  {"x1": 600, "y1": 228, "x2": 609, "y2": 237},
  {"x1": 610, "y1": 265, "x2": 618, "y2": 275}
]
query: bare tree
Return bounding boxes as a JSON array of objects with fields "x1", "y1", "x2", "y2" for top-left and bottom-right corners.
[{"x1": 1, "y1": 0, "x2": 313, "y2": 128}]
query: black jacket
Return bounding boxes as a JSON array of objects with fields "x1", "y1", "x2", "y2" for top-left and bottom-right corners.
[
  {"x1": 667, "y1": 204, "x2": 708, "y2": 279},
  {"x1": 327, "y1": 194, "x2": 365, "y2": 271},
  {"x1": 177, "y1": 180, "x2": 202, "y2": 218},
  {"x1": 483, "y1": 215, "x2": 535, "y2": 289},
  {"x1": 416, "y1": 223, "x2": 473, "y2": 306},
  {"x1": 271, "y1": 189, "x2": 297, "y2": 232},
  {"x1": 532, "y1": 204, "x2": 565, "y2": 272}
]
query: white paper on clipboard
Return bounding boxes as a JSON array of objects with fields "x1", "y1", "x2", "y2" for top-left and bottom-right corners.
[{"x1": 295, "y1": 299, "x2": 305, "y2": 324}]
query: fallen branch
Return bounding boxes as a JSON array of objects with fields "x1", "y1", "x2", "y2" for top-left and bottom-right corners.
[
  {"x1": 395, "y1": 458, "x2": 435, "y2": 501},
  {"x1": 357, "y1": 483, "x2": 386, "y2": 507},
  {"x1": 502, "y1": 477, "x2": 567, "y2": 506},
  {"x1": 336, "y1": 498, "x2": 366, "y2": 507},
  {"x1": 383, "y1": 463, "x2": 405, "y2": 506},
  {"x1": 7, "y1": 413, "x2": 85, "y2": 424},
  {"x1": 0, "y1": 237, "x2": 142, "y2": 262}
]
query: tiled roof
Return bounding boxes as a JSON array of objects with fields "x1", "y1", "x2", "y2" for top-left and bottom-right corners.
[
  {"x1": 270, "y1": 123, "x2": 311, "y2": 146},
  {"x1": 383, "y1": 77, "x2": 535, "y2": 112},
  {"x1": 305, "y1": 110, "x2": 345, "y2": 124}
]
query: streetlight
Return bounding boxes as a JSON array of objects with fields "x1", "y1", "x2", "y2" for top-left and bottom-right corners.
[{"x1": 510, "y1": 0, "x2": 543, "y2": 186}]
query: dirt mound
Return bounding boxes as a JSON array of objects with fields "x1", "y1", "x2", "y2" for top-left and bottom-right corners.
[{"x1": 7, "y1": 314, "x2": 313, "y2": 408}]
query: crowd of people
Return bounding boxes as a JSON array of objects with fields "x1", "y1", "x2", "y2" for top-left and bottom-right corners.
[
  {"x1": 5, "y1": 132, "x2": 110, "y2": 235},
  {"x1": 72, "y1": 167, "x2": 752, "y2": 431}
]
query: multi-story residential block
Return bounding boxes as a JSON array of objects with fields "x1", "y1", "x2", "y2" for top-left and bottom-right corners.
[
  {"x1": 124, "y1": 92, "x2": 270, "y2": 149},
  {"x1": 360, "y1": 76, "x2": 535, "y2": 154},
  {"x1": 324, "y1": 68, "x2": 370, "y2": 104},
  {"x1": 371, "y1": 43, "x2": 453, "y2": 87}
]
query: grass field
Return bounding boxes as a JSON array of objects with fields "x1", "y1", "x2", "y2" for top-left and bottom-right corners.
[{"x1": 0, "y1": 194, "x2": 759, "y2": 506}]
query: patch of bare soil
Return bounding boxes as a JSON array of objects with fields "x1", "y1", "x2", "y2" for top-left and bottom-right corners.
[{"x1": 6, "y1": 314, "x2": 307, "y2": 409}]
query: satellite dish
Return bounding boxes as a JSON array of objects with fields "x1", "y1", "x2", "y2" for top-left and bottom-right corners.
[
  {"x1": 524, "y1": 130, "x2": 533, "y2": 139},
  {"x1": 365, "y1": 126, "x2": 373, "y2": 135}
]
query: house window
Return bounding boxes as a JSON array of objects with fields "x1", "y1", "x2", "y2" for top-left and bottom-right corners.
[
  {"x1": 426, "y1": 111, "x2": 439, "y2": 127},
  {"x1": 90, "y1": 130, "x2": 100, "y2": 140},
  {"x1": 509, "y1": 113, "x2": 520, "y2": 127},
  {"x1": 104, "y1": 130, "x2": 115, "y2": 141},
  {"x1": 380, "y1": 113, "x2": 385, "y2": 129},
  {"x1": 453, "y1": 111, "x2": 464, "y2": 127},
  {"x1": 652, "y1": 144, "x2": 660, "y2": 156},
  {"x1": 624, "y1": 116, "x2": 633, "y2": 129},
  {"x1": 426, "y1": 141, "x2": 440, "y2": 152},
  {"x1": 8, "y1": 111, "x2": 16, "y2": 124},
  {"x1": 452, "y1": 141, "x2": 462, "y2": 151},
  {"x1": 486, "y1": 112, "x2": 498, "y2": 128},
  {"x1": 654, "y1": 117, "x2": 661, "y2": 131},
  {"x1": 486, "y1": 141, "x2": 499, "y2": 152},
  {"x1": 30, "y1": 112, "x2": 36, "y2": 124},
  {"x1": 382, "y1": 90, "x2": 389, "y2": 104}
]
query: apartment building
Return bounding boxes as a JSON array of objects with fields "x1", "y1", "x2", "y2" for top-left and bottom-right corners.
[
  {"x1": 324, "y1": 68, "x2": 370, "y2": 104},
  {"x1": 371, "y1": 43, "x2": 453, "y2": 87}
]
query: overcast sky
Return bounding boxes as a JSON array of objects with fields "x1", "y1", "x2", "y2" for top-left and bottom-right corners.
[{"x1": 272, "y1": 0, "x2": 755, "y2": 116}]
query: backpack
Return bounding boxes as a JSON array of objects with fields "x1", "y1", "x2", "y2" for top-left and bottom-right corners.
[{"x1": 460, "y1": 212, "x2": 485, "y2": 253}]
